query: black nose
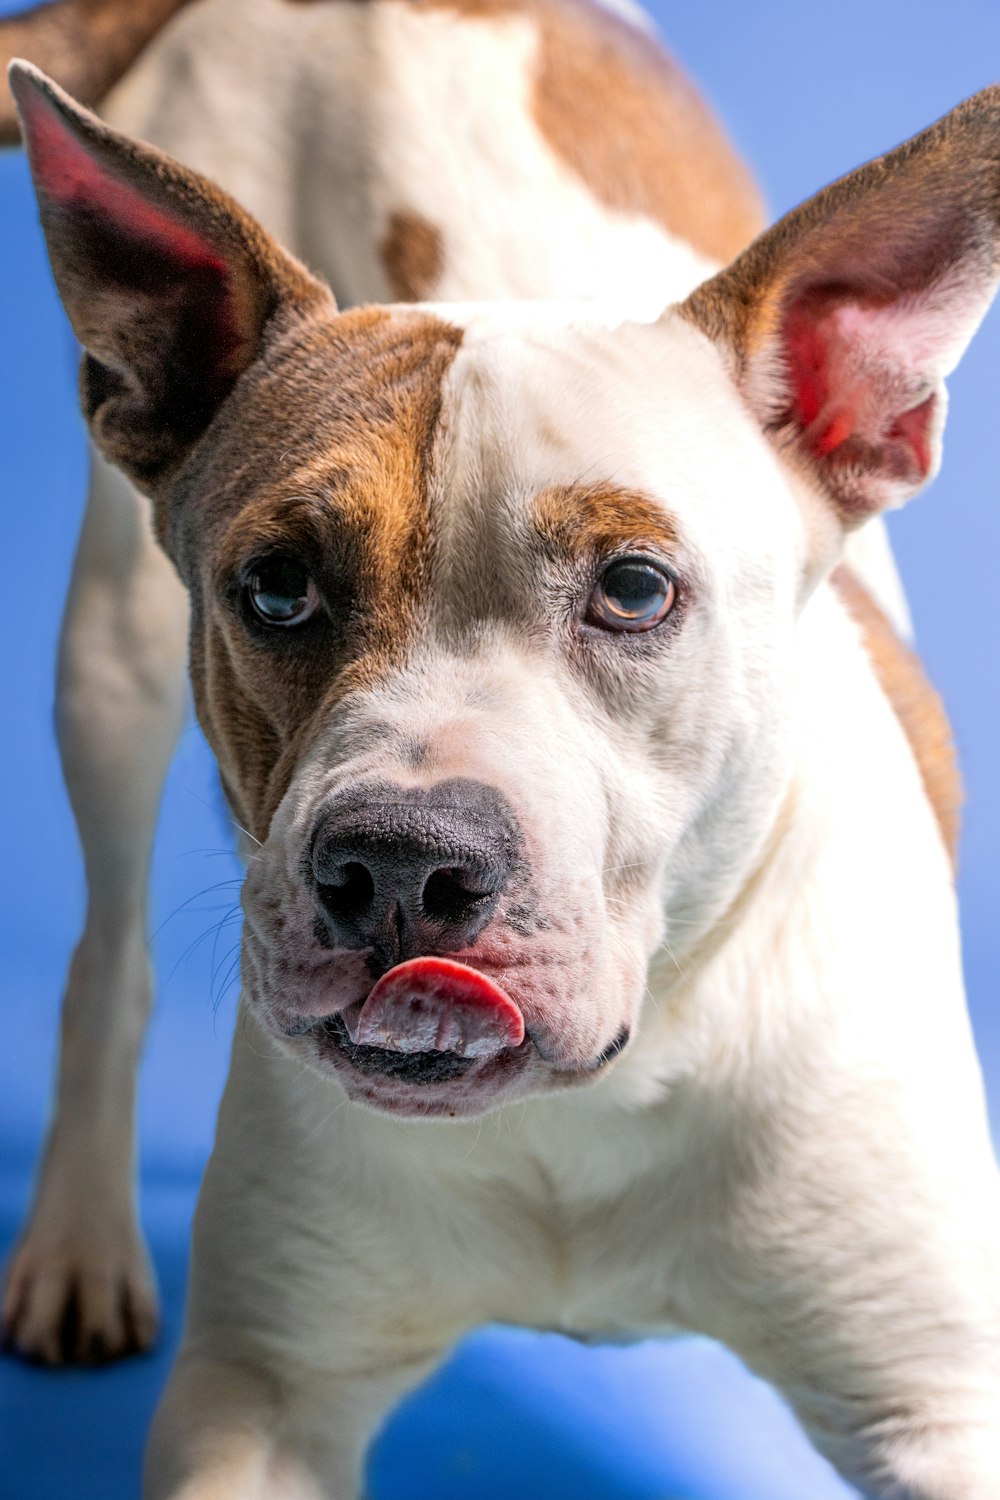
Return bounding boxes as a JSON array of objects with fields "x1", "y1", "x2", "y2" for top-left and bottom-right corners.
[{"x1": 311, "y1": 779, "x2": 520, "y2": 967}]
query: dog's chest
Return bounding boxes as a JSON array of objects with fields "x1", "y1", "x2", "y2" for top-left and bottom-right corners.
[
  {"x1": 363, "y1": 1102, "x2": 695, "y2": 1343},
  {"x1": 521, "y1": 1183, "x2": 690, "y2": 1342}
]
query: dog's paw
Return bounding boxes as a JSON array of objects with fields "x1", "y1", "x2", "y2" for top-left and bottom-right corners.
[{"x1": 2, "y1": 1217, "x2": 159, "y2": 1365}]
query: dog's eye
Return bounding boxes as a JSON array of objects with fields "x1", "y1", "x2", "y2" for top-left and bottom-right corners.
[
  {"x1": 246, "y1": 557, "x2": 318, "y2": 626},
  {"x1": 587, "y1": 558, "x2": 676, "y2": 632}
]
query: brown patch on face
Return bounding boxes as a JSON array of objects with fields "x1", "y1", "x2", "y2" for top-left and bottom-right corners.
[
  {"x1": 1, "y1": 0, "x2": 195, "y2": 146},
  {"x1": 380, "y1": 210, "x2": 446, "y2": 301},
  {"x1": 533, "y1": 482, "x2": 679, "y2": 561},
  {"x1": 172, "y1": 304, "x2": 464, "y2": 839},
  {"x1": 832, "y1": 565, "x2": 960, "y2": 867},
  {"x1": 284, "y1": 0, "x2": 763, "y2": 264},
  {"x1": 18, "y1": 64, "x2": 465, "y2": 845}
]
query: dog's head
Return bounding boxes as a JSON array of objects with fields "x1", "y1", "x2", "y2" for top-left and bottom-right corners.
[{"x1": 13, "y1": 64, "x2": 1000, "y2": 1115}]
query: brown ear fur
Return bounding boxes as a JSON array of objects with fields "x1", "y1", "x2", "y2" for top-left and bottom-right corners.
[
  {"x1": 10, "y1": 61, "x2": 329, "y2": 490},
  {"x1": 682, "y1": 86, "x2": 1000, "y2": 521}
]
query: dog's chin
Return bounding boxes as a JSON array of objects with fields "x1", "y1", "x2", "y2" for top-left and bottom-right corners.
[
  {"x1": 264, "y1": 1008, "x2": 632, "y2": 1119},
  {"x1": 304, "y1": 1010, "x2": 538, "y2": 1117}
]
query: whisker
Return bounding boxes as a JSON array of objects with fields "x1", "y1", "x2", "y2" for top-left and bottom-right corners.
[
  {"x1": 150, "y1": 878, "x2": 246, "y2": 943},
  {"x1": 161, "y1": 903, "x2": 242, "y2": 989},
  {"x1": 659, "y1": 935, "x2": 690, "y2": 984},
  {"x1": 181, "y1": 782, "x2": 263, "y2": 849},
  {"x1": 212, "y1": 950, "x2": 245, "y2": 1015},
  {"x1": 177, "y1": 847, "x2": 246, "y2": 863},
  {"x1": 210, "y1": 921, "x2": 243, "y2": 988}
]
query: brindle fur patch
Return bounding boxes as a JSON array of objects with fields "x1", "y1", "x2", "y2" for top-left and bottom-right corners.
[
  {"x1": 284, "y1": 0, "x2": 763, "y2": 265},
  {"x1": 520, "y1": 0, "x2": 762, "y2": 266}
]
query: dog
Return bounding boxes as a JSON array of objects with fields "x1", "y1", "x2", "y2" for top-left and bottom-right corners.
[
  {"x1": 6, "y1": 1, "x2": 1000, "y2": 1496},
  {"x1": 1, "y1": 0, "x2": 780, "y2": 1371}
]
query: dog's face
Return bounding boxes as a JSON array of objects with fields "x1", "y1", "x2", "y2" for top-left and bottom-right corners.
[
  {"x1": 167, "y1": 300, "x2": 810, "y2": 1114},
  {"x1": 14, "y1": 66, "x2": 1000, "y2": 1115}
]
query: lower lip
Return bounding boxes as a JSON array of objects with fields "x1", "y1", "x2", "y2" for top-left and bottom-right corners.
[
  {"x1": 310, "y1": 1012, "x2": 530, "y2": 1114},
  {"x1": 321, "y1": 1011, "x2": 477, "y2": 1083}
]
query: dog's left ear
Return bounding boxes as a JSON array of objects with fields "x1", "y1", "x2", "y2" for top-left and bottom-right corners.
[
  {"x1": 681, "y1": 86, "x2": 1000, "y2": 524},
  {"x1": 9, "y1": 61, "x2": 330, "y2": 493}
]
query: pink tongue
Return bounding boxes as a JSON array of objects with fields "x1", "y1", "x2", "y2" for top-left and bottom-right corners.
[{"x1": 348, "y1": 957, "x2": 525, "y2": 1059}]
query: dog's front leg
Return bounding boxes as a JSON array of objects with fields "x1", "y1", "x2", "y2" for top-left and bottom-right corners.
[
  {"x1": 4, "y1": 449, "x2": 188, "y2": 1364},
  {"x1": 676, "y1": 1069, "x2": 1000, "y2": 1499},
  {"x1": 146, "y1": 1017, "x2": 467, "y2": 1500},
  {"x1": 146, "y1": 1351, "x2": 432, "y2": 1500}
]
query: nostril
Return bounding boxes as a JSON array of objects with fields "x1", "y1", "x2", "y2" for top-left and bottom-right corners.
[
  {"x1": 421, "y1": 867, "x2": 492, "y2": 924},
  {"x1": 317, "y1": 861, "x2": 375, "y2": 921}
]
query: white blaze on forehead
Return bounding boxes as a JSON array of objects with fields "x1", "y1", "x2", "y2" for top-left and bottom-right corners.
[
  {"x1": 418, "y1": 296, "x2": 908, "y2": 631},
  {"x1": 434, "y1": 307, "x2": 809, "y2": 600}
]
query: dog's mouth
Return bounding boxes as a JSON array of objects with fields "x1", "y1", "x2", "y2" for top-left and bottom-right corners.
[
  {"x1": 299, "y1": 956, "x2": 533, "y2": 1110},
  {"x1": 319, "y1": 1011, "x2": 476, "y2": 1083}
]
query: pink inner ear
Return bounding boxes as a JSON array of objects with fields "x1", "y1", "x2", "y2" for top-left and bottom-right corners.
[
  {"x1": 888, "y1": 393, "x2": 935, "y2": 477},
  {"x1": 781, "y1": 291, "x2": 938, "y2": 486},
  {"x1": 21, "y1": 85, "x2": 228, "y2": 276}
]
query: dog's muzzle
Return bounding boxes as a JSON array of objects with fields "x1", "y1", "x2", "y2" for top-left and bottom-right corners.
[{"x1": 304, "y1": 779, "x2": 525, "y2": 1074}]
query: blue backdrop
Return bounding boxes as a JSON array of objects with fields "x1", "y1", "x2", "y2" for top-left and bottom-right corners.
[{"x1": 2, "y1": 2, "x2": 998, "y2": 1497}]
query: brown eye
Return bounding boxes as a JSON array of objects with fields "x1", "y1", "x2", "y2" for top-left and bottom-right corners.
[
  {"x1": 246, "y1": 557, "x2": 318, "y2": 626},
  {"x1": 587, "y1": 558, "x2": 676, "y2": 632}
]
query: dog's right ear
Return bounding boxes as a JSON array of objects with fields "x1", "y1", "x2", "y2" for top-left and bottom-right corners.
[{"x1": 10, "y1": 61, "x2": 331, "y2": 492}]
